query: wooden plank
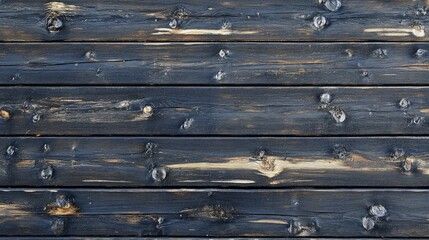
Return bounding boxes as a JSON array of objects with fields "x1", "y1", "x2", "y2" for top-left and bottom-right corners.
[
  {"x1": 0, "y1": 0, "x2": 428, "y2": 42},
  {"x1": 1, "y1": 43, "x2": 429, "y2": 86},
  {"x1": 0, "y1": 137, "x2": 428, "y2": 187},
  {"x1": 0, "y1": 87, "x2": 429, "y2": 136},
  {"x1": 0, "y1": 189, "x2": 428, "y2": 237}
]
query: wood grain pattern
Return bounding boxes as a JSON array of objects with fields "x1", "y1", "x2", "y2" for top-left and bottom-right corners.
[
  {"x1": 1, "y1": 87, "x2": 429, "y2": 136},
  {"x1": 0, "y1": 137, "x2": 428, "y2": 187},
  {"x1": 1, "y1": 43, "x2": 428, "y2": 86},
  {"x1": 0, "y1": 0, "x2": 428, "y2": 42},
  {"x1": 0, "y1": 189, "x2": 428, "y2": 237}
]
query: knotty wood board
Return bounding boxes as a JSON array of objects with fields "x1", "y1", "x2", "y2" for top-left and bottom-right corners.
[
  {"x1": 0, "y1": 87, "x2": 429, "y2": 135},
  {"x1": 0, "y1": 189, "x2": 428, "y2": 237},
  {"x1": 0, "y1": 43, "x2": 428, "y2": 86},
  {"x1": 0, "y1": 137, "x2": 427, "y2": 187},
  {"x1": 0, "y1": 0, "x2": 428, "y2": 41}
]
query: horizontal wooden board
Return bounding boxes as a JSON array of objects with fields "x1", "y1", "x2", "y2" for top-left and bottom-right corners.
[
  {"x1": 1, "y1": 43, "x2": 429, "y2": 85},
  {"x1": 0, "y1": 239, "x2": 417, "y2": 240},
  {"x1": 0, "y1": 189, "x2": 428, "y2": 237},
  {"x1": 0, "y1": 0, "x2": 428, "y2": 42},
  {"x1": 1, "y1": 87, "x2": 429, "y2": 135},
  {"x1": 0, "y1": 137, "x2": 428, "y2": 187}
]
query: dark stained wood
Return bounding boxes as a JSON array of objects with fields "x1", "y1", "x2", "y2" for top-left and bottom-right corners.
[
  {"x1": 1, "y1": 87, "x2": 429, "y2": 135},
  {"x1": 0, "y1": 137, "x2": 428, "y2": 187},
  {"x1": 1, "y1": 43, "x2": 428, "y2": 86},
  {"x1": 0, "y1": 239, "x2": 417, "y2": 240},
  {"x1": 0, "y1": 189, "x2": 428, "y2": 237},
  {"x1": 0, "y1": 0, "x2": 428, "y2": 42}
]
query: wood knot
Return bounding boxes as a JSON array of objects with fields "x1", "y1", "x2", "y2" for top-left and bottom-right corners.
[
  {"x1": 51, "y1": 218, "x2": 65, "y2": 235},
  {"x1": 41, "y1": 165, "x2": 54, "y2": 180},
  {"x1": 168, "y1": 7, "x2": 190, "y2": 29},
  {"x1": 214, "y1": 70, "x2": 226, "y2": 81},
  {"x1": 169, "y1": 19, "x2": 179, "y2": 29},
  {"x1": 42, "y1": 143, "x2": 51, "y2": 154},
  {"x1": 362, "y1": 216, "x2": 376, "y2": 230},
  {"x1": 221, "y1": 21, "x2": 232, "y2": 30},
  {"x1": 391, "y1": 149, "x2": 416, "y2": 173},
  {"x1": 0, "y1": 109, "x2": 10, "y2": 121},
  {"x1": 399, "y1": 98, "x2": 410, "y2": 108},
  {"x1": 312, "y1": 15, "x2": 327, "y2": 30},
  {"x1": 362, "y1": 205, "x2": 388, "y2": 230},
  {"x1": 329, "y1": 106, "x2": 346, "y2": 123},
  {"x1": 252, "y1": 150, "x2": 275, "y2": 171},
  {"x1": 415, "y1": 49, "x2": 427, "y2": 58},
  {"x1": 411, "y1": 24, "x2": 425, "y2": 38},
  {"x1": 372, "y1": 48, "x2": 387, "y2": 58},
  {"x1": 47, "y1": 194, "x2": 79, "y2": 216},
  {"x1": 319, "y1": 93, "x2": 331, "y2": 105},
  {"x1": 369, "y1": 205, "x2": 387, "y2": 217},
  {"x1": 32, "y1": 112, "x2": 42, "y2": 123},
  {"x1": 288, "y1": 219, "x2": 320, "y2": 236},
  {"x1": 333, "y1": 145, "x2": 351, "y2": 161},
  {"x1": 151, "y1": 167, "x2": 167, "y2": 183},
  {"x1": 12, "y1": 73, "x2": 21, "y2": 81},
  {"x1": 143, "y1": 142, "x2": 157, "y2": 159},
  {"x1": 6, "y1": 145, "x2": 16, "y2": 156},
  {"x1": 410, "y1": 116, "x2": 424, "y2": 125},
  {"x1": 180, "y1": 118, "x2": 194, "y2": 130},
  {"x1": 143, "y1": 105, "x2": 154, "y2": 117},
  {"x1": 181, "y1": 205, "x2": 234, "y2": 222},
  {"x1": 218, "y1": 49, "x2": 230, "y2": 59},
  {"x1": 319, "y1": 0, "x2": 342, "y2": 12},
  {"x1": 84, "y1": 51, "x2": 96, "y2": 61},
  {"x1": 345, "y1": 48, "x2": 353, "y2": 57},
  {"x1": 46, "y1": 14, "x2": 64, "y2": 33}
]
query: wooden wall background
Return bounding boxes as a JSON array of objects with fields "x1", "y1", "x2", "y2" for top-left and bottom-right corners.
[{"x1": 0, "y1": 0, "x2": 428, "y2": 238}]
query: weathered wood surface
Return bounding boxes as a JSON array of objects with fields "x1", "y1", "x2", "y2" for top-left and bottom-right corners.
[
  {"x1": 0, "y1": 189, "x2": 428, "y2": 237},
  {"x1": 0, "y1": 137, "x2": 428, "y2": 187},
  {"x1": 2, "y1": 189, "x2": 429, "y2": 237},
  {"x1": 1, "y1": 87, "x2": 429, "y2": 135},
  {"x1": 1, "y1": 0, "x2": 428, "y2": 42},
  {"x1": 1, "y1": 43, "x2": 429, "y2": 86},
  {"x1": 0, "y1": 239, "x2": 420, "y2": 240}
]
